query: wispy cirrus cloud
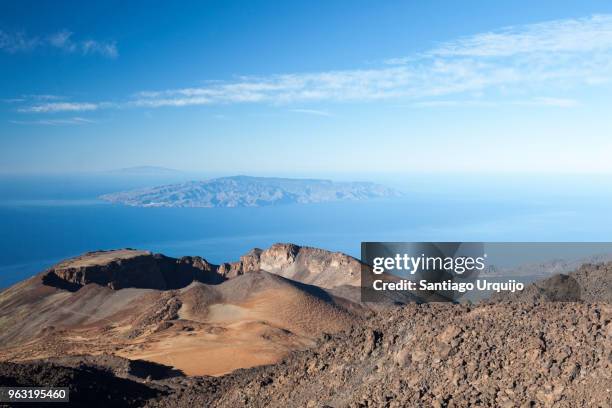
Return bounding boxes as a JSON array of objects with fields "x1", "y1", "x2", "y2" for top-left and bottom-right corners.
[
  {"x1": 18, "y1": 102, "x2": 102, "y2": 113},
  {"x1": 0, "y1": 30, "x2": 39, "y2": 52},
  {"x1": 3, "y1": 94, "x2": 64, "y2": 104},
  {"x1": 129, "y1": 15, "x2": 612, "y2": 109},
  {"x1": 0, "y1": 29, "x2": 117, "y2": 58},
  {"x1": 48, "y1": 30, "x2": 118, "y2": 58},
  {"x1": 428, "y1": 14, "x2": 612, "y2": 57},
  {"x1": 15, "y1": 15, "x2": 612, "y2": 114},
  {"x1": 131, "y1": 63, "x2": 503, "y2": 107},
  {"x1": 9, "y1": 117, "x2": 96, "y2": 126},
  {"x1": 24, "y1": 94, "x2": 65, "y2": 101}
]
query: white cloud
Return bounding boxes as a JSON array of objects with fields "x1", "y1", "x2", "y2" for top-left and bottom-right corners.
[
  {"x1": 81, "y1": 39, "x2": 118, "y2": 58},
  {"x1": 0, "y1": 29, "x2": 117, "y2": 58},
  {"x1": 131, "y1": 15, "x2": 612, "y2": 109},
  {"x1": 10, "y1": 117, "x2": 96, "y2": 125},
  {"x1": 2, "y1": 98, "x2": 26, "y2": 104},
  {"x1": 429, "y1": 15, "x2": 612, "y2": 57},
  {"x1": 132, "y1": 63, "x2": 497, "y2": 107},
  {"x1": 18, "y1": 102, "x2": 100, "y2": 113},
  {"x1": 25, "y1": 94, "x2": 65, "y2": 101},
  {"x1": 48, "y1": 30, "x2": 75, "y2": 51},
  {"x1": 0, "y1": 30, "x2": 39, "y2": 52},
  {"x1": 16, "y1": 14, "x2": 612, "y2": 113},
  {"x1": 48, "y1": 30, "x2": 118, "y2": 58},
  {"x1": 383, "y1": 57, "x2": 413, "y2": 65},
  {"x1": 4, "y1": 94, "x2": 63, "y2": 104},
  {"x1": 130, "y1": 59, "x2": 568, "y2": 108}
]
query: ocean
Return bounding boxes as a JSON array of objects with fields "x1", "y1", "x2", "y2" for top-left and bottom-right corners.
[{"x1": 2, "y1": 173, "x2": 612, "y2": 289}]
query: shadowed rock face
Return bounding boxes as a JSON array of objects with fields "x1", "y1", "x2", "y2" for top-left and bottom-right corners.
[
  {"x1": 0, "y1": 360, "x2": 165, "y2": 408},
  {"x1": 41, "y1": 249, "x2": 224, "y2": 291}
]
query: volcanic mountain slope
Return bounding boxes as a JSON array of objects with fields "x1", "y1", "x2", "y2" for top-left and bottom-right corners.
[
  {"x1": 144, "y1": 301, "x2": 611, "y2": 408},
  {"x1": 0, "y1": 245, "x2": 366, "y2": 376},
  {"x1": 3, "y1": 301, "x2": 608, "y2": 408},
  {"x1": 0, "y1": 258, "x2": 610, "y2": 407}
]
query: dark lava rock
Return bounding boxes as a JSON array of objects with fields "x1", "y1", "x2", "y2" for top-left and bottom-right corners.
[{"x1": 0, "y1": 361, "x2": 165, "y2": 407}]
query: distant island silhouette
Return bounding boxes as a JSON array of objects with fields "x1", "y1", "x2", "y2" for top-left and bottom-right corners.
[{"x1": 100, "y1": 175, "x2": 401, "y2": 208}]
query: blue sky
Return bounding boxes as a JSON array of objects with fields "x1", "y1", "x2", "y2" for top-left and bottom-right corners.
[{"x1": 2, "y1": 0, "x2": 612, "y2": 174}]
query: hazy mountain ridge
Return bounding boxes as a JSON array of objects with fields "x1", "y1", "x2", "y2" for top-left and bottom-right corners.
[{"x1": 99, "y1": 176, "x2": 401, "y2": 208}]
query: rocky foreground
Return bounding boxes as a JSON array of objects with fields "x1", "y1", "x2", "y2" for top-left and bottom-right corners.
[
  {"x1": 149, "y1": 302, "x2": 611, "y2": 408},
  {"x1": 0, "y1": 246, "x2": 610, "y2": 407},
  {"x1": 1, "y1": 301, "x2": 609, "y2": 408}
]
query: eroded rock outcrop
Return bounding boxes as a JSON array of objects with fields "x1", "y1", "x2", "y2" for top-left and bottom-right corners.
[{"x1": 218, "y1": 243, "x2": 361, "y2": 288}]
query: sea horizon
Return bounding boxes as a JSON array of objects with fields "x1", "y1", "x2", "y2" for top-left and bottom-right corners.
[{"x1": 2, "y1": 171, "x2": 612, "y2": 289}]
